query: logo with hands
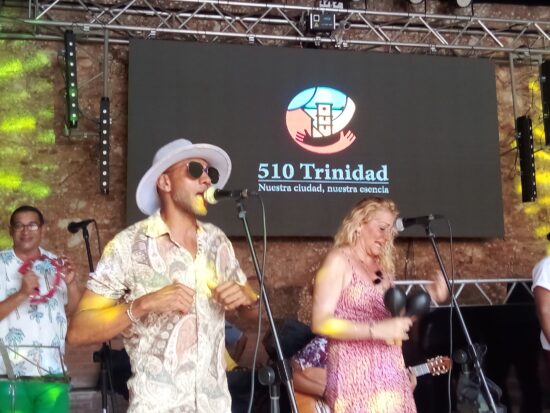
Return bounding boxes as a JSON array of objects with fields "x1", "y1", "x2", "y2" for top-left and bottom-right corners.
[{"x1": 285, "y1": 86, "x2": 356, "y2": 154}]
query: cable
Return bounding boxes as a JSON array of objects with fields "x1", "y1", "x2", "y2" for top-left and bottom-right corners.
[
  {"x1": 445, "y1": 217, "x2": 454, "y2": 413},
  {"x1": 246, "y1": 194, "x2": 267, "y2": 413}
]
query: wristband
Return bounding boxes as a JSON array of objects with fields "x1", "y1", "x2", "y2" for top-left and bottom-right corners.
[{"x1": 126, "y1": 300, "x2": 140, "y2": 323}]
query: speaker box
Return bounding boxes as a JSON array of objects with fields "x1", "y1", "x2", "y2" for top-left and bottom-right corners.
[
  {"x1": 516, "y1": 115, "x2": 536, "y2": 202},
  {"x1": 541, "y1": 61, "x2": 550, "y2": 145}
]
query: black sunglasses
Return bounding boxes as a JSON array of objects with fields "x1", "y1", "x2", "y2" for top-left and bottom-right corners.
[{"x1": 187, "y1": 161, "x2": 220, "y2": 184}]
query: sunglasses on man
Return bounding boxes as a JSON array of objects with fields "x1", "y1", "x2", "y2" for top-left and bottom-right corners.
[{"x1": 187, "y1": 161, "x2": 219, "y2": 184}]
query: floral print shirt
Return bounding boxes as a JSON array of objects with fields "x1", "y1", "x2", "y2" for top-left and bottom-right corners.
[
  {"x1": 293, "y1": 335, "x2": 328, "y2": 370},
  {"x1": 88, "y1": 212, "x2": 246, "y2": 413},
  {"x1": 0, "y1": 248, "x2": 68, "y2": 377}
]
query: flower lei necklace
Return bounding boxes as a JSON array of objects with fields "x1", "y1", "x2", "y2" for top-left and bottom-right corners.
[{"x1": 18, "y1": 255, "x2": 63, "y2": 304}]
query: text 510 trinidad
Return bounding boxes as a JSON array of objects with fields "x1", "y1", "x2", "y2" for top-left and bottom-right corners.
[{"x1": 257, "y1": 163, "x2": 388, "y2": 182}]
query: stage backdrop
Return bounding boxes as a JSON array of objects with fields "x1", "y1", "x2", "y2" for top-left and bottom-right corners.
[{"x1": 127, "y1": 40, "x2": 503, "y2": 238}]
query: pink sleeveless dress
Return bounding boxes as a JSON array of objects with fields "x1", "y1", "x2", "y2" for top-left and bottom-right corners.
[{"x1": 325, "y1": 268, "x2": 417, "y2": 413}]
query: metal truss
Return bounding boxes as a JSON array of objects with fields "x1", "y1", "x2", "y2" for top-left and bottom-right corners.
[
  {"x1": 395, "y1": 277, "x2": 533, "y2": 307},
  {"x1": 0, "y1": 0, "x2": 549, "y2": 58}
]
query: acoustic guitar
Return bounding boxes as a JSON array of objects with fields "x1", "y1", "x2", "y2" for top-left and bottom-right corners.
[{"x1": 294, "y1": 355, "x2": 452, "y2": 413}]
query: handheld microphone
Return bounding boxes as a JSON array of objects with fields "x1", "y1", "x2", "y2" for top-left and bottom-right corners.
[
  {"x1": 395, "y1": 214, "x2": 443, "y2": 232},
  {"x1": 203, "y1": 187, "x2": 256, "y2": 205},
  {"x1": 67, "y1": 219, "x2": 95, "y2": 234}
]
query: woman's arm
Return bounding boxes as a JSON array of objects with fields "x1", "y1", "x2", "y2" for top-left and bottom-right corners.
[
  {"x1": 312, "y1": 249, "x2": 413, "y2": 343},
  {"x1": 425, "y1": 270, "x2": 450, "y2": 304}
]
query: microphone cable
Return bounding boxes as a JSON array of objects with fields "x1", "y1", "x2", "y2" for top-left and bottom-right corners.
[
  {"x1": 444, "y1": 217, "x2": 455, "y2": 413},
  {"x1": 245, "y1": 194, "x2": 267, "y2": 413}
]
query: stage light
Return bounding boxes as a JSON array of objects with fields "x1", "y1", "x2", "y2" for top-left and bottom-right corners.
[
  {"x1": 541, "y1": 61, "x2": 550, "y2": 145},
  {"x1": 456, "y1": 0, "x2": 472, "y2": 7},
  {"x1": 99, "y1": 97, "x2": 110, "y2": 195},
  {"x1": 516, "y1": 115, "x2": 537, "y2": 202},
  {"x1": 63, "y1": 30, "x2": 78, "y2": 128},
  {"x1": 409, "y1": 0, "x2": 424, "y2": 4},
  {"x1": 308, "y1": 12, "x2": 336, "y2": 33}
]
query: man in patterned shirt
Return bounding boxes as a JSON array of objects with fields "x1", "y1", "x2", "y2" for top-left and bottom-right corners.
[
  {"x1": 0, "y1": 205, "x2": 81, "y2": 412},
  {"x1": 67, "y1": 139, "x2": 259, "y2": 413}
]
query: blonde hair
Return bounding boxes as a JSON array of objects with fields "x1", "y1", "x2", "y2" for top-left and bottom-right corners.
[{"x1": 334, "y1": 197, "x2": 398, "y2": 275}]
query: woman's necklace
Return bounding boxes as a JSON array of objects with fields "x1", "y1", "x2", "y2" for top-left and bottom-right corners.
[{"x1": 354, "y1": 249, "x2": 384, "y2": 285}]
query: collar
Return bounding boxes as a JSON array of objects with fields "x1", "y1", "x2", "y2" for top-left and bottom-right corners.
[
  {"x1": 144, "y1": 211, "x2": 205, "y2": 239},
  {"x1": 11, "y1": 246, "x2": 47, "y2": 263}
]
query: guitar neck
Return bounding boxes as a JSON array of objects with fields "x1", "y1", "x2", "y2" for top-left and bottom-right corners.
[
  {"x1": 409, "y1": 356, "x2": 451, "y2": 378},
  {"x1": 409, "y1": 362, "x2": 430, "y2": 378}
]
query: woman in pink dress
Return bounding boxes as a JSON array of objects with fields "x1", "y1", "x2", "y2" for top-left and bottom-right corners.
[{"x1": 312, "y1": 197, "x2": 416, "y2": 413}]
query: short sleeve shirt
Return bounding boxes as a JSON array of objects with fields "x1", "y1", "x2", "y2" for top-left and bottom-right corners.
[
  {"x1": 532, "y1": 256, "x2": 550, "y2": 350},
  {"x1": 88, "y1": 212, "x2": 246, "y2": 413},
  {"x1": 292, "y1": 336, "x2": 328, "y2": 370},
  {"x1": 0, "y1": 248, "x2": 68, "y2": 377}
]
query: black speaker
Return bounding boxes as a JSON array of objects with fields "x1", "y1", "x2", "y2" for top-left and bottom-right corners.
[
  {"x1": 541, "y1": 61, "x2": 550, "y2": 145},
  {"x1": 516, "y1": 115, "x2": 536, "y2": 202}
]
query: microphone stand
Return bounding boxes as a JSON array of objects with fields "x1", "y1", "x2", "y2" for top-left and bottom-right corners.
[
  {"x1": 77, "y1": 226, "x2": 115, "y2": 413},
  {"x1": 234, "y1": 198, "x2": 299, "y2": 413},
  {"x1": 424, "y1": 222, "x2": 499, "y2": 413}
]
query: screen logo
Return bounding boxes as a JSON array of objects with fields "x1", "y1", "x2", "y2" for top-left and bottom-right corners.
[{"x1": 286, "y1": 86, "x2": 356, "y2": 154}]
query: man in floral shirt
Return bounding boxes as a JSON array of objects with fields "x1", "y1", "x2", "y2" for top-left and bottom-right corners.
[
  {"x1": 0, "y1": 205, "x2": 81, "y2": 412},
  {"x1": 67, "y1": 139, "x2": 259, "y2": 413}
]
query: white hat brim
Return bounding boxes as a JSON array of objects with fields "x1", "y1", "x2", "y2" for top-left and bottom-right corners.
[{"x1": 136, "y1": 142, "x2": 231, "y2": 215}]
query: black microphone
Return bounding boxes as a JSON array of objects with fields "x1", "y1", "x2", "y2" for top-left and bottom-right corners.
[
  {"x1": 203, "y1": 187, "x2": 256, "y2": 205},
  {"x1": 395, "y1": 214, "x2": 444, "y2": 232},
  {"x1": 67, "y1": 219, "x2": 95, "y2": 233}
]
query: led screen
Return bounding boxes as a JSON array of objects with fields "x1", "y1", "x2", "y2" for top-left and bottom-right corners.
[{"x1": 128, "y1": 40, "x2": 503, "y2": 238}]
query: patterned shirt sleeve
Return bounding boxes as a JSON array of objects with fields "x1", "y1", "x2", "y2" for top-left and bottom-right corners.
[
  {"x1": 292, "y1": 336, "x2": 328, "y2": 370},
  {"x1": 533, "y1": 257, "x2": 550, "y2": 292},
  {"x1": 88, "y1": 237, "x2": 129, "y2": 299},
  {"x1": 214, "y1": 229, "x2": 246, "y2": 285}
]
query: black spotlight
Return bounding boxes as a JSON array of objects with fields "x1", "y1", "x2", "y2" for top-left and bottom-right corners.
[
  {"x1": 516, "y1": 115, "x2": 536, "y2": 202},
  {"x1": 99, "y1": 97, "x2": 110, "y2": 195},
  {"x1": 63, "y1": 30, "x2": 78, "y2": 128},
  {"x1": 540, "y1": 61, "x2": 550, "y2": 146}
]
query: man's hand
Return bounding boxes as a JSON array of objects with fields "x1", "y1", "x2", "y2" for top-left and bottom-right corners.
[
  {"x1": 19, "y1": 271, "x2": 39, "y2": 297},
  {"x1": 134, "y1": 282, "x2": 195, "y2": 318},
  {"x1": 211, "y1": 281, "x2": 257, "y2": 311}
]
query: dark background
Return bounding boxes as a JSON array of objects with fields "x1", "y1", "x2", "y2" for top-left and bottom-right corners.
[{"x1": 128, "y1": 40, "x2": 503, "y2": 238}]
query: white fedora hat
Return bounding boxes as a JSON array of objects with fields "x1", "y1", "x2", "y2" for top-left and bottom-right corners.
[{"x1": 136, "y1": 139, "x2": 231, "y2": 215}]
